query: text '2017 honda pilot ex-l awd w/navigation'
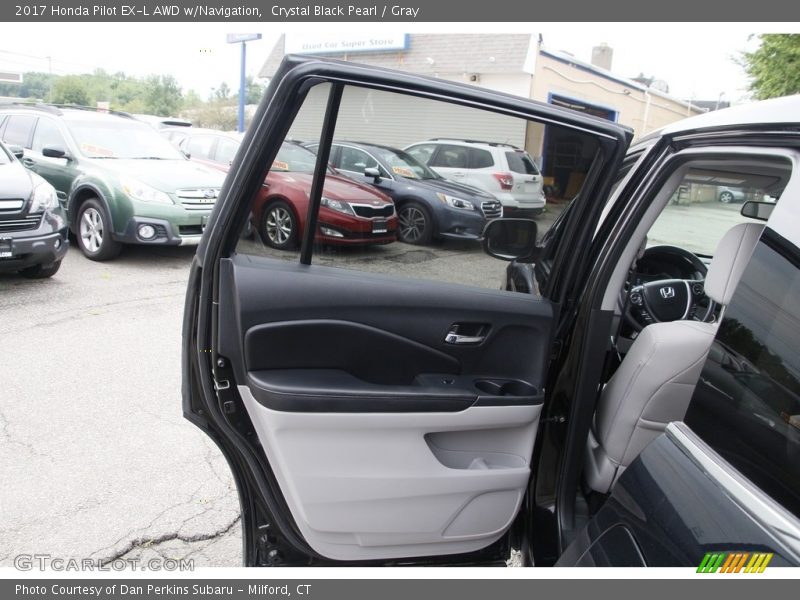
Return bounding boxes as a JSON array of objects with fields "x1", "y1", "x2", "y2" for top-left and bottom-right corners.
[
  {"x1": 182, "y1": 57, "x2": 800, "y2": 567},
  {"x1": 0, "y1": 104, "x2": 226, "y2": 261}
]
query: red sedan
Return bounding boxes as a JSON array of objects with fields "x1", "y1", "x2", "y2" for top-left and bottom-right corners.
[{"x1": 174, "y1": 130, "x2": 397, "y2": 249}]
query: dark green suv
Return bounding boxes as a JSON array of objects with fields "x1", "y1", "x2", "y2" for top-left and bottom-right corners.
[{"x1": 0, "y1": 105, "x2": 225, "y2": 260}]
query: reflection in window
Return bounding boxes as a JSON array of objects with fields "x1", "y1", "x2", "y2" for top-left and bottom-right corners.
[{"x1": 686, "y1": 231, "x2": 800, "y2": 517}]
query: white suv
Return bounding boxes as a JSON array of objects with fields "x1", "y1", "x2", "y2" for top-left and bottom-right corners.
[{"x1": 404, "y1": 139, "x2": 546, "y2": 214}]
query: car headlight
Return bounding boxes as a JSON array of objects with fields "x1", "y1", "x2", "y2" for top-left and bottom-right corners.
[
  {"x1": 320, "y1": 196, "x2": 354, "y2": 216},
  {"x1": 29, "y1": 182, "x2": 59, "y2": 213},
  {"x1": 120, "y1": 177, "x2": 173, "y2": 205},
  {"x1": 436, "y1": 193, "x2": 475, "y2": 211}
]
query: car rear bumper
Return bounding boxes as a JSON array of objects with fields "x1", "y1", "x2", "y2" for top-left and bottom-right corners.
[{"x1": 494, "y1": 191, "x2": 546, "y2": 211}]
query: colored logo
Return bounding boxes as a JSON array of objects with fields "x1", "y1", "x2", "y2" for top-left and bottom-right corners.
[{"x1": 697, "y1": 552, "x2": 773, "y2": 573}]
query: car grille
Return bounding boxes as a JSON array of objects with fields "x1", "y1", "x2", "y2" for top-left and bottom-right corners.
[
  {"x1": 0, "y1": 213, "x2": 40, "y2": 233},
  {"x1": 351, "y1": 204, "x2": 395, "y2": 218},
  {"x1": 178, "y1": 225, "x2": 204, "y2": 235},
  {"x1": 481, "y1": 201, "x2": 503, "y2": 219},
  {"x1": 175, "y1": 188, "x2": 220, "y2": 211},
  {"x1": 0, "y1": 199, "x2": 26, "y2": 211}
]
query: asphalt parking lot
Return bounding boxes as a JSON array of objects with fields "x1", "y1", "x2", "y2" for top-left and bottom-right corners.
[{"x1": 0, "y1": 204, "x2": 563, "y2": 568}]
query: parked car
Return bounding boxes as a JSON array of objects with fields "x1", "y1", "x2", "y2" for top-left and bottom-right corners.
[
  {"x1": 404, "y1": 138, "x2": 546, "y2": 215},
  {"x1": 160, "y1": 126, "x2": 195, "y2": 146},
  {"x1": 133, "y1": 114, "x2": 192, "y2": 129},
  {"x1": 176, "y1": 129, "x2": 398, "y2": 249},
  {"x1": 0, "y1": 104, "x2": 225, "y2": 260},
  {"x1": 0, "y1": 140, "x2": 67, "y2": 278},
  {"x1": 182, "y1": 56, "x2": 800, "y2": 567},
  {"x1": 306, "y1": 141, "x2": 502, "y2": 244},
  {"x1": 717, "y1": 185, "x2": 747, "y2": 203}
]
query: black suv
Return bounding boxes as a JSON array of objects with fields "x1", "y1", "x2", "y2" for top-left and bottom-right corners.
[
  {"x1": 182, "y1": 57, "x2": 800, "y2": 567},
  {"x1": 0, "y1": 140, "x2": 68, "y2": 278}
]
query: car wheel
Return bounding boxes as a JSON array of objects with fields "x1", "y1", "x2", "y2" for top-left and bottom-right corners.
[
  {"x1": 19, "y1": 259, "x2": 62, "y2": 279},
  {"x1": 397, "y1": 201, "x2": 433, "y2": 245},
  {"x1": 76, "y1": 198, "x2": 122, "y2": 261},
  {"x1": 719, "y1": 191, "x2": 734, "y2": 204},
  {"x1": 260, "y1": 200, "x2": 298, "y2": 250}
]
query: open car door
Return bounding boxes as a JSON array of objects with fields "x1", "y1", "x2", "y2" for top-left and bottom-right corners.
[{"x1": 183, "y1": 56, "x2": 630, "y2": 565}]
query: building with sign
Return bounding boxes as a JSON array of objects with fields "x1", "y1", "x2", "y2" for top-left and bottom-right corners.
[{"x1": 260, "y1": 34, "x2": 706, "y2": 197}]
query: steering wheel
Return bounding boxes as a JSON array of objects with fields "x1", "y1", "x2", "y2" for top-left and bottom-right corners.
[{"x1": 626, "y1": 245, "x2": 716, "y2": 331}]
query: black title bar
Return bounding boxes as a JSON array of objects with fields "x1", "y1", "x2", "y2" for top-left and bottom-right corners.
[{"x1": 2, "y1": 0, "x2": 800, "y2": 21}]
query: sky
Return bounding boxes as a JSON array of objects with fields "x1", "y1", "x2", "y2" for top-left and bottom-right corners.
[{"x1": 0, "y1": 23, "x2": 797, "y2": 104}]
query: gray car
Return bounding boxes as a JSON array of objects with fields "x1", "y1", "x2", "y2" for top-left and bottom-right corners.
[
  {"x1": 308, "y1": 141, "x2": 502, "y2": 245},
  {"x1": 0, "y1": 140, "x2": 68, "y2": 277},
  {"x1": 717, "y1": 186, "x2": 747, "y2": 203}
]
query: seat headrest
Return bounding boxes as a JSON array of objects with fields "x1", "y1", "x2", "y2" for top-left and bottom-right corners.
[{"x1": 706, "y1": 222, "x2": 765, "y2": 305}]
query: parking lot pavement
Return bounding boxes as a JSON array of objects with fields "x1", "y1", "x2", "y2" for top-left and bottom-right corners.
[
  {"x1": 0, "y1": 205, "x2": 561, "y2": 569},
  {"x1": 0, "y1": 244, "x2": 241, "y2": 568},
  {"x1": 648, "y1": 200, "x2": 750, "y2": 255}
]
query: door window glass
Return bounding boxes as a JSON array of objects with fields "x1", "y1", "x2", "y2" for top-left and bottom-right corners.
[
  {"x1": 469, "y1": 148, "x2": 494, "y2": 169},
  {"x1": 235, "y1": 82, "x2": 605, "y2": 291},
  {"x1": 215, "y1": 138, "x2": 240, "y2": 164},
  {"x1": 338, "y1": 146, "x2": 377, "y2": 173},
  {"x1": 430, "y1": 145, "x2": 469, "y2": 168},
  {"x1": 686, "y1": 231, "x2": 800, "y2": 517},
  {"x1": 31, "y1": 118, "x2": 66, "y2": 153},
  {"x1": 185, "y1": 136, "x2": 215, "y2": 160},
  {"x1": 506, "y1": 151, "x2": 540, "y2": 175},
  {"x1": 646, "y1": 167, "x2": 777, "y2": 256},
  {"x1": 3, "y1": 115, "x2": 36, "y2": 147}
]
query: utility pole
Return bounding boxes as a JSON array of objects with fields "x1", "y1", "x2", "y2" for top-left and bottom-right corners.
[
  {"x1": 47, "y1": 55, "x2": 53, "y2": 103},
  {"x1": 226, "y1": 34, "x2": 262, "y2": 132}
]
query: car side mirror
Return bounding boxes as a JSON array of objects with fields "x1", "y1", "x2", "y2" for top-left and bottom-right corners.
[
  {"x1": 741, "y1": 200, "x2": 774, "y2": 221},
  {"x1": 482, "y1": 218, "x2": 539, "y2": 262},
  {"x1": 42, "y1": 145, "x2": 70, "y2": 160},
  {"x1": 8, "y1": 144, "x2": 24, "y2": 159},
  {"x1": 364, "y1": 167, "x2": 382, "y2": 181}
]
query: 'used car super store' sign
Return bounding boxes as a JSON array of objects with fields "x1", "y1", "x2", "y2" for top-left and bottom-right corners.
[{"x1": 284, "y1": 33, "x2": 409, "y2": 54}]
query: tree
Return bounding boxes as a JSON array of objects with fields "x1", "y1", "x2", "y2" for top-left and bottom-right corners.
[
  {"x1": 245, "y1": 75, "x2": 265, "y2": 104},
  {"x1": 52, "y1": 76, "x2": 90, "y2": 105},
  {"x1": 19, "y1": 72, "x2": 52, "y2": 100},
  {"x1": 212, "y1": 82, "x2": 231, "y2": 102},
  {"x1": 141, "y1": 74, "x2": 182, "y2": 116},
  {"x1": 182, "y1": 89, "x2": 204, "y2": 110},
  {"x1": 741, "y1": 34, "x2": 800, "y2": 100}
]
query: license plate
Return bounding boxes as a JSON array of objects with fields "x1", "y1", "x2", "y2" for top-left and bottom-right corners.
[
  {"x1": 372, "y1": 220, "x2": 387, "y2": 234},
  {"x1": 0, "y1": 238, "x2": 13, "y2": 259}
]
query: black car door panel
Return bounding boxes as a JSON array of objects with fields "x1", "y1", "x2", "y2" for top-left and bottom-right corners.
[{"x1": 216, "y1": 252, "x2": 551, "y2": 559}]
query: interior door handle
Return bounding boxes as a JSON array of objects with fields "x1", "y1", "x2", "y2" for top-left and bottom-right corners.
[
  {"x1": 445, "y1": 332, "x2": 484, "y2": 344},
  {"x1": 444, "y1": 324, "x2": 487, "y2": 345}
]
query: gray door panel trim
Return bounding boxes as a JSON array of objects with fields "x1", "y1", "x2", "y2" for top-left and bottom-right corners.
[{"x1": 241, "y1": 384, "x2": 541, "y2": 561}]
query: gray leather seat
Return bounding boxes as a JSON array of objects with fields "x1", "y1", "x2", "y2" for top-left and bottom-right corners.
[{"x1": 585, "y1": 222, "x2": 765, "y2": 493}]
